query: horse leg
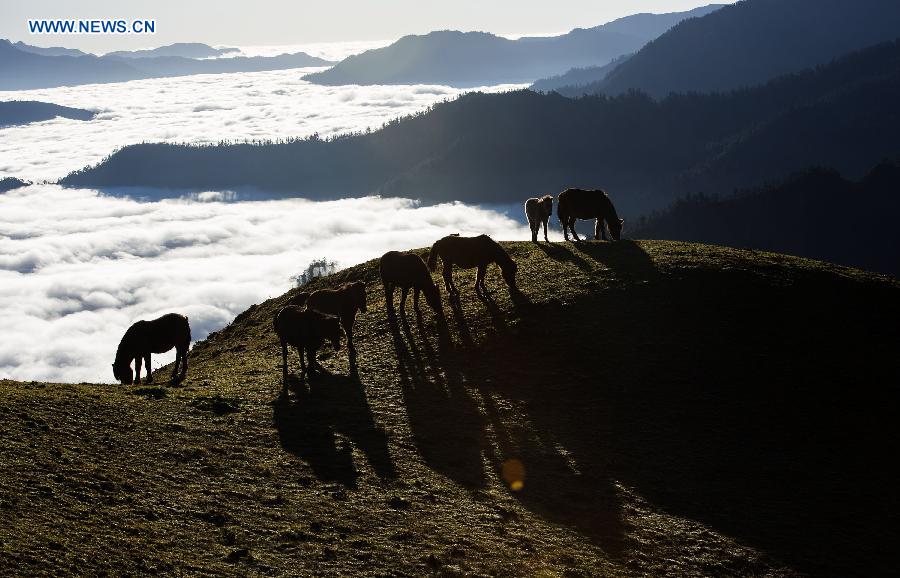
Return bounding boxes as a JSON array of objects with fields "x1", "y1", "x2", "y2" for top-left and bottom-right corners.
[
  {"x1": 308, "y1": 346, "x2": 322, "y2": 372},
  {"x1": 144, "y1": 353, "x2": 153, "y2": 383},
  {"x1": 384, "y1": 282, "x2": 395, "y2": 317},
  {"x1": 180, "y1": 347, "x2": 188, "y2": 380},
  {"x1": 343, "y1": 317, "x2": 354, "y2": 353},
  {"x1": 542, "y1": 217, "x2": 549, "y2": 243},
  {"x1": 529, "y1": 218, "x2": 538, "y2": 243},
  {"x1": 134, "y1": 356, "x2": 143, "y2": 385},
  {"x1": 569, "y1": 218, "x2": 581, "y2": 242},
  {"x1": 595, "y1": 218, "x2": 607, "y2": 241},
  {"x1": 297, "y1": 345, "x2": 307, "y2": 379},
  {"x1": 477, "y1": 265, "x2": 489, "y2": 295},
  {"x1": 413, "y1": 287, "x2": 421, "y2": 311},
  {"x1": 442, "y1": 263, "x2": 456, "y2": 297},
  {"x1": 400, "y1": 287, "x2": 409, "y2": 316}
]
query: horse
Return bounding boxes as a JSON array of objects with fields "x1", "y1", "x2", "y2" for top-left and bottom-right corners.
[
  {"x1": 290, "y1": 281, "x2": 367, "y2": 353},
  {"x1": 427, "y1": 234, "x2": 518, "y2": 298},
  {"x1": 273, "y1": 306, "x2": 342, "y2": 386},
  {"x1": 112, "y1": 313, "x2": 191, "y2": 385},
  {"x1": 556, "y1": 188, "x2": 624, "y2": 242},
  {"x1": 379, "y1": 250, "x2": 443, "y2": 318},
  {"x1": 525, "y1": 195, "x2": 553, "y2": 243}
]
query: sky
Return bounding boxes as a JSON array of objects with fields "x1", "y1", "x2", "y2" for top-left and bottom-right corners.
[{"x1": 2, "y1": 0, "x2": 734, "y2": 54}]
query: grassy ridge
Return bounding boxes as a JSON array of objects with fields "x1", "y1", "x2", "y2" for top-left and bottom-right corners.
[{"x1": 1, "y1": 241, "x2": 897, "y2": 576}]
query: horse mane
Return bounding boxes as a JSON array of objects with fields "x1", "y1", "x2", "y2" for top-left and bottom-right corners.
[
  {"x1": 113, "y1": 324, "x2": 137, "y2": 366},
  {"x1": 483, "y1": 235, "x2": 515, "y2": 271}
]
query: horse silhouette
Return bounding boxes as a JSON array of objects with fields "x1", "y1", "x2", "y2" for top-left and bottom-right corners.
[
  {"x1": 525, "y1": 195, "x2": 553, "y2": 243},
  {"x1": 427, "y1": 234, "x2": 518, "y2": 298},
  {"x1": 379, "y1": 250, "x2": 443, "y2": 318},
  {"x1": 112, "y1": 313, "x2": 190, "y2": 385},
  {"x1": 557, "y1": 188, "x2": 624, "y2": 242},
  {"x1": 274, "y1": 306, "x2": 342, "y2": 386},
  {"x1": 290, "y1": 281, "x2": 367, "y2": 353}
]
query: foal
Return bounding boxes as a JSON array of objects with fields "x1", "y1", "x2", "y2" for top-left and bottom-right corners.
[
  {"x1": 525, "y1": 195, "x2": 553, "y2": 243},
  {"x1": 427, "y1": 234, "x2": 518, "y2": 298},
  {"x1": 273, "y1": 306, "x2": 342, "y2": 385},
  {"x1": 112, "y1": 313, "x2": 191, "y2": 385}
]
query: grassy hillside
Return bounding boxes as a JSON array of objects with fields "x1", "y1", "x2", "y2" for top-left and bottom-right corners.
[{"x1": 2, "y1": 241, "x2": 897, "y2": 576}]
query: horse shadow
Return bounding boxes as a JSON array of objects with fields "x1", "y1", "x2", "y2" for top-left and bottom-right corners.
[
  {"x1": 570, "y1": 239, "x2": 659, "y2": 281},
  {"x1": 387, "y1": 299, "x2": 627, "y2": 554},
  {"x1": 535, "y1": 242, "x2": 592, "y2": 272},
  {"x1": 388, "y1": 313, "x2": 487, "y2": 488},
  {"x1": 273, "y1": 370, "x2": 395, "y2": 488}
]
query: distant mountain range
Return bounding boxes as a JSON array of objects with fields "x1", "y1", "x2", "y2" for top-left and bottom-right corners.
[
  {"x1": 62, "y1": 39, "x2": 900, "y2": 218},
  {"x1": 0, "y1": 40, "x2": 334, "y2": 90},
  {"x1": 586, "y1": 0, "x2": 900, "y2": 97},
  {"x1": 0, "y1": 100, "x2": 96, "y2": 127},
  {"x1": 631, "y1": 162, "x2": 900, "y2": 276},
  {"x1": 10, "y1": 41, "x2": 86, "y2": 57},
  {"x1": 303, "y1": 5, "x2": 723, "y2": 86},
  {"x1": 104, "y1": 42, "x2": 239, "y2": 59},
  {"x1": 530, "y1": 54, "x2": 631, "y2": 94}
]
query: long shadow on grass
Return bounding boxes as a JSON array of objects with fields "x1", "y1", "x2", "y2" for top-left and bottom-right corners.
[
  {"x1": 389, "y1": 313, "x2": 487, "y2": 488},
  {"x1": 273, "y1": 371, "x2": 396, "y2": 488},
  {"x1": 570, "y1": 239, "x2": 659, "y2": 280}
]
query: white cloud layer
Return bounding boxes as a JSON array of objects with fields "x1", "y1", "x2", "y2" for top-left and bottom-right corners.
[
  {"x1": 0, "y1": 67, "x2": 525, "y2": 181},
  {"x1": 0, "y1": 185, "x2": 528, "y2": 383}
]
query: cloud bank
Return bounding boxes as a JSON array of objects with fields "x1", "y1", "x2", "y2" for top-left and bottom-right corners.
[
  {"x1": 0, "y1": 68, "x2": 525, "y2": 181},
  {"x1": 0, "y1": 185, "x2": 527, "y2": 383}
]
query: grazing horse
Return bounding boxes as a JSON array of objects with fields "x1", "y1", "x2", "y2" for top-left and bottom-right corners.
[
  {"x1": 290, "y1": 281, "x2": 367, "y2": 353},
  {"x1": 379, "y1": 250, "x2": 443, "y2": 318},
  {"x1": 557, "y1": 188, "x2": 624, "y2": 242},
  {"x1": 427, "y1": 234, "x2": 518, "y2": 298},
  {"x1": 274, "y1": 306, "x2": 342, "y2": 385},
  {"x1": 525, "y1": 195, "x2": 553, "y2": 243},
  {"x1": 112, "y1": 313, "x2": 190, "y2": 385}
]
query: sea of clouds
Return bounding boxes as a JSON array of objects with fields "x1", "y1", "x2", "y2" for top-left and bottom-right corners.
[
  {"x1": 0, "y1": 67, "x2": 525, "y2": 181},
  {"x1": 0, "y1": 185, "x2": 526, "y2": 383},
  {"x1": 0, "y1": 63, "x2": 531, "y2": 383}
]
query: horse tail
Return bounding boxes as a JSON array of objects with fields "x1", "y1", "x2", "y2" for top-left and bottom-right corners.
[{"x1": 427, "y1": 240, "x2": 440, "y2": 272}]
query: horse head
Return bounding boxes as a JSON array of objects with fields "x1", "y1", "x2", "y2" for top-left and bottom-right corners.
[
  {"x1": 350, "y1": 281, "x2": 367, "y2": 313},
  {"x1": 608, "y1": 218, "x2": 624, "y2": 241},
  {"x1": 424, "y1": 282, "x2": 442, "y2": 313},
  {"x1": 112, "y1": 361, "x2": 133, "y2": 385},
  {"x1": 501, "y1": 259, "x2": 519, "y2": 290},
  {"x1": 541, "y1": 195, "x2": 553, "y2": 217}
]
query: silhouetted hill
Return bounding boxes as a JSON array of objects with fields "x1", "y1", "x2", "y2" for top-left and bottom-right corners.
[
  {"x1": 104, "y1": 42, "x2": 239, "y2": 59},
  {"x1": 0, "y1": 177, "x2": 29, "y2": 193},
  {"x1": 0, "y1": 100, "x2": 96, "y2": 127},
  {"x1": 632, "y1": 163, "x2": 900, "y2": 276},
  {"x1": 529, "y1": 54, "x2": 631, "y2": 93},
  {"x1": 0, "y1": 39, "x2": 333, "y2": 90},
  {"x1": 2, "y1": 241, "x2": 897, "y2": 575},
  {"x1": 304, "y1": 6, "x2": 722, "y2": 86},
  {"x1": 10, "y1": 40, "x2": 87, "y2": 57},
  {"x1": 592, "y1": 0, "x2": 900, "y2": 97},
  {"x1": 64, "y1": 40, "x2": 900, "y2": 218}
]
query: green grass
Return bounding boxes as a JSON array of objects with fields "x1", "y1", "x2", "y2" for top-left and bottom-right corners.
[{"x1": 1, "y1": 240, "x2": 898, "y2": 576}]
